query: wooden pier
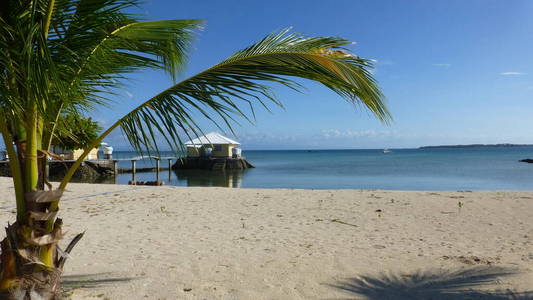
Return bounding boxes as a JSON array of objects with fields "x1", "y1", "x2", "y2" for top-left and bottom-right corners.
[
  {"x1": 0, "y1": 156, "x2": 180, "y2": 185},
  {"x1": 1, "y1": 155, "x2": 253, "y2": 186},
  {"x1": 115, "y1": 156, "x2": 178, "y2": 186}
]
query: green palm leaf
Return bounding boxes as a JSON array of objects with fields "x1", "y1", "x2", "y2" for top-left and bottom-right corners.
[
  {"x1": 43, "y1": 17, "x2": 202, "y2": 147},
  {"x1": 48, "y1": 0, "x2": 202, "y2": 111},
  {"x1": 118, "y1": 29, "x2": 391, "y2": 154}
]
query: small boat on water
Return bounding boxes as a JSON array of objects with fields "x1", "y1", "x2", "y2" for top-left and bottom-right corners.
[{"x1": 383, "y1": 149, "x2": 392, "y2": 154}]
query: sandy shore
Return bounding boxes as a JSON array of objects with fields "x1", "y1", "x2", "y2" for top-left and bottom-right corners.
[{"x1": 0, "y1": 177, "x2": 532, "y2": 299}]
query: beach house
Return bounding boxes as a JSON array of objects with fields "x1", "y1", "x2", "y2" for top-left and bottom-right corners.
[
  {"x1": 173, "y1": 132, "x2": 253, "y2": 170},
  {"x1": 185, "y1": 132, "x2": 241, "y2": 158},
  {"x1": 50, "y1": 145, "x2": 99, "y2": 160}
]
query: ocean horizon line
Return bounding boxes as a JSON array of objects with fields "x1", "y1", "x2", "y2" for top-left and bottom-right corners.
[{"x1": 109, "y1": 144, "x2": 533, "y2": 153}]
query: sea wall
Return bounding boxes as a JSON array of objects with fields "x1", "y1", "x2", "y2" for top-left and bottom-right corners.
[
  {"x1": 0, "y1": 160, "x2": 116, "y2": 181},
  {"x1": 172, "y1": 157, "x2": 255, "y2": 170},
  {"x1": 0, "y1": 162, "x2": 10, "y2": 177}
]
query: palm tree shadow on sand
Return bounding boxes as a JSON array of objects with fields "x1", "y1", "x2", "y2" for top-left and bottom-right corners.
[
  {"x1": 62, "y1": 273, "x2": 135, "y2": 291},
  {"x1": 329, "y1": 266, "x2": 533, "y2": 300}
]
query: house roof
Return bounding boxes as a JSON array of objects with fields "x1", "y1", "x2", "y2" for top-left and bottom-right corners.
[{"x1": 184, "y1": 132, "x2": 240, "y2": 146}]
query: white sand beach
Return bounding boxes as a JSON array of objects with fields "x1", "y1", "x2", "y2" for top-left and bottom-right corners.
[{"x1": 0, "y1": 177, "x2": 531, "y2": 299}]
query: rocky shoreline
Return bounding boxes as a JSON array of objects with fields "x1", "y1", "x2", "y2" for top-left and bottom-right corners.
[
  {"x1": 172, "y1": 157, "x2": 255, "y2": 170},
  {"x1": 0, "y1": 160, "x2": 116, "y2": 181}
]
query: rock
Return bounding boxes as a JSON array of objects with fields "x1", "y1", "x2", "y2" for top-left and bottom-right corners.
[
  {"x1": 172, "y1": 157, "x2": 255, "y2": 170},
  {"x1": 1, "y1": 160, "x2": 116, "y2": 180},
  {"x1": 519, "y1": 159, "x2": 533, "y2": 163},
  {"x1": 48, "y1": 160, "x2": 115, "y2": 181},
  {"x1": 128, "y1": 180, "x2": 164, "y2": 186},
  {"x1": 0, "y1": 161, "x2": 11, "y2": 177}
]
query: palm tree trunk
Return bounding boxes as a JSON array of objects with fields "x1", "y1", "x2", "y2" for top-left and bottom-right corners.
[
  {"x1": 0, "y1": 113, "x2": 82, "y2": 299},
  {"x1": 0, "y1": 223, "x2": 62, "y2": 299},
  {"x1": 0, "y1": 195, "x2": 68, "y2": 299},
  {"x1": 0, "y1": 121, "x2": 25, "y2": 221}
]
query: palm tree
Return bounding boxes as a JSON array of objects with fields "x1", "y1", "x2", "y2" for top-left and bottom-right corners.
[{"x1": 0, "y1": 0, "x2": 391, "y2": 298}]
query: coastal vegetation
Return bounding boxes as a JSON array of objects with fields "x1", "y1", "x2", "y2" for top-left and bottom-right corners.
[
  {"x1": 0, "y1": 0, "x2": 390, "y2": 298},
  {"x1": 419, "y1": 144, "x2": 533, "y2": 149},
  {"x1": 51, "y1": 114, "x2": 102, "y2": 151}
]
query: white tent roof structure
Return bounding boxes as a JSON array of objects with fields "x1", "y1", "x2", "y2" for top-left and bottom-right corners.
[{"x1": 184, "y1": 132, "x2": 240, "y2": 146}]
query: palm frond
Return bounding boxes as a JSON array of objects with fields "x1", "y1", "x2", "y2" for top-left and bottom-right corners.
[
  {"x1": 48, "y1": 0, "x2": 203, "y2": 110},
  {"x1": 1, "y1": 0, "x2": 201, "y2": 136},
  {"x1": 0, "y1": 0, "x2": 60, "y2": 116},
  {"x1": 118, "y1": 29, "x2": 391, "y2": 154}
]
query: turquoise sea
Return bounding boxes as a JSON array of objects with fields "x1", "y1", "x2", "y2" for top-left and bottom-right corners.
[{"x1": 110, "y1": 147, "x2": 533, "y2": 190}]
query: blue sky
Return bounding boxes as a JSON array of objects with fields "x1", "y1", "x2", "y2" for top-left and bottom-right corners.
[{"x1": 93, "y1": 0, "x2": 533, "y2": 150}]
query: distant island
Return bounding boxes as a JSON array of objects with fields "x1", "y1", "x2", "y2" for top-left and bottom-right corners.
[{"x1": 419, "y1": 143, "x2": 533, "y2": 149}]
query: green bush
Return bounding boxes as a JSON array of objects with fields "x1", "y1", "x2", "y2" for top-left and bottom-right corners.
[{"x1": 52, "y1": 114, "x2": 102, "y2": 151}]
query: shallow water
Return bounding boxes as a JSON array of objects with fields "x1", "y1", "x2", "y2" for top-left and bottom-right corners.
[{"x1": 108, "y1": 147, "x2": 533, "y2": 190}]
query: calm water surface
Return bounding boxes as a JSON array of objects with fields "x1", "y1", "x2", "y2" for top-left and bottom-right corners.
[{"x1": 109, "y1": 147, "x2": 533, "y2": 190}]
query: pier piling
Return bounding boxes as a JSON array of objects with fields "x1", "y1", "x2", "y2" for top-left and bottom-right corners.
[
  {"x1": 168, "y1": 159, "x2": 172, "y2": 181},
  {"x1": 156, "y1": 158, "x2": 160, "y2": 182},
  {"x1": 113, "y1": 160, "x2": 118, "y2": 177},
  {"x1": 131, "y1": 160, "x2": 136, "y2": 184}
]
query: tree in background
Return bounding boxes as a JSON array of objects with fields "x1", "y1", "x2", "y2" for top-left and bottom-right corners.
[
  {"x1": 51, "y1": 114, "x2": 102, "y2": 151},
  {"x1": 0, "y1": 0, "x2": 390, "y2": 298}
]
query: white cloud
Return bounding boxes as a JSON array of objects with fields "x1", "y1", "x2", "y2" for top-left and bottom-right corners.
[
  {"x1": 320, "y1": 129, "x2": 394, "y2": 139},
  {"x1": 95, "y1": 118, "x2": 108, "y2": 126},
  {"x1": 237, "y1": 132, "x2": 298, "y2": 143},
  {"x1": 372, "y1": 59, "x2": 394, "y2": 66},
  {"x1": 100, "y1": 129, "x2": 130, "y2": 150},
  {"x1": 500, "y1": 72, "x2": 526, "y2": 76},
  {"x1": 432, "y1": 63, "x2": 451, "y2": 68}
]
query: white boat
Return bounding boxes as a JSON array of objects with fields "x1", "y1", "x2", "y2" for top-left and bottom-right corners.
[{"x1": 383, "y1": 149, "x2": 392, "y2": 154}]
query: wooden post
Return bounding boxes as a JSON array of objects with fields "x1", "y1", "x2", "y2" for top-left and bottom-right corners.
[
  {"x1": 168, "y1": 159, "x2": 172, "y2": 181},
  {"x1": 113, "y1": 160, "x2": 118, "y2": 176},
  {"x1": 156, "y1": 158, "x2": 160, "y2": 182},
  {"x1": 131, "y1": 160, "x2": 136, "y2": 184},
  {"x1": 113, "y1": 160, "x2": 118, "y2": 184},
  {"x1": 45, "y1": 160, "x2": 50, "y2": 180}
]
